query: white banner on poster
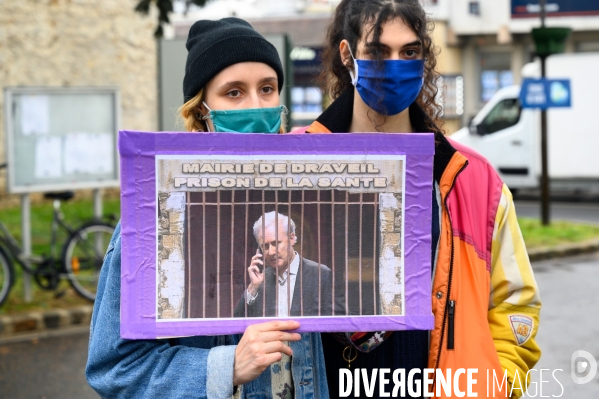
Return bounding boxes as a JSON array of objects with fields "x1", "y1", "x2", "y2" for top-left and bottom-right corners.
[
  {"x1": 64, "y1": 132, "x2": 114, "y2": 175},
  {"x1": 34, "y1": 136, "x2": 62, "y2": 178},
  {"x1": 88, "y1": 133, "x2": 114, "y2": 174},
  {"x1": 20, "y1": 95, "x2": 50, "y2": 136}
]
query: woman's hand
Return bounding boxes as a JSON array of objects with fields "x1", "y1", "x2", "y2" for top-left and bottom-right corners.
[{"x1": 233, "y1": 321, "x2": 301, "y2": 386}]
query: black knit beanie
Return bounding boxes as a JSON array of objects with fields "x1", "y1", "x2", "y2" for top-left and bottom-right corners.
[{"x1": 183, "y1": 17, "x2": 284, "y2": 103}]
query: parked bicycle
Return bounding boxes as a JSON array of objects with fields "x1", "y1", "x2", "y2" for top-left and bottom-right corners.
[{"x1": 0, "y1": 187, "x2": 115, "y2": 307}]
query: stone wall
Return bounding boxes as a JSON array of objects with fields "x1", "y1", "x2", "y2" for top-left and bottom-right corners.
[
  {"x1": 0, "y1": 0, "x2": 158, "y2": 201},
  {"x1": 378, "y1": 192, "x2": 404, "y2": 316},
  {"x1": 157, "y1": 191, "x2": 186, "y2": 319}
]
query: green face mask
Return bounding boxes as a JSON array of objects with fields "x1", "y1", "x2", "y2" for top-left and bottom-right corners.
[{"x1": 202, "y1": 102, "x2": 286, "y2": 134}]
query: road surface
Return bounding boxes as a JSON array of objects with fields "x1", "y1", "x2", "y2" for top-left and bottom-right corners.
[
  {"x1": 515, "y1": 200, "x2": 599, "y2": 224},
  {"x1": 1, "y1": 253, "x2": 598, "y2": 398}
]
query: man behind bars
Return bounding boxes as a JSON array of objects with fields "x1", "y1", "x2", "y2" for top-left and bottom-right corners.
[{"x1": 234, "y1": 211, "x2": 333, "y2": 317}]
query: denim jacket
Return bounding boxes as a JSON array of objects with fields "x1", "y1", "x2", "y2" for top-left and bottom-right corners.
[{"x1": 86, "y1": 223, "x2": 330, "y2": 399}]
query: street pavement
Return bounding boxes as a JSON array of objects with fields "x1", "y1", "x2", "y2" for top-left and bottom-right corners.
[
  {"x1": 515, "y1": 200, "x2": 599, "y2": 224},
  {"x1": 0, "y1": 327, "x2": 98, "y2": 399},
  {"x1": 522, "y1": 251, "x2": 599, "y2": 398},
  {"x1": 1, "y1": 253, "x2": 598, "y2": 398}
]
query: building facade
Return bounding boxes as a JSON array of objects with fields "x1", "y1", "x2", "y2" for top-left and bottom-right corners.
[
  {"x1": 0, "y1": 0, "x2": 158, "y2": 199},
  {"x1": 171, "y1": 0, "x2": 599, "y2": 133},
  {"x1": 171, "y1": 0, "x2": 465, "y2": 133},
  {"x1": 428, "y1": 0, "x2": 599, "y2": 132}
]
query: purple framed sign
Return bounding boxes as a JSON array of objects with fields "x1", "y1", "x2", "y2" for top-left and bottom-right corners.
[{"x1": 119, "y1": 131, "x2": 434, "y2": 339}]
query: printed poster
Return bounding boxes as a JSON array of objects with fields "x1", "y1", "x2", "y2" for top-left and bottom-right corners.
[{"x1": 119, "y1": 132, "x2": 434, "y2": 338}]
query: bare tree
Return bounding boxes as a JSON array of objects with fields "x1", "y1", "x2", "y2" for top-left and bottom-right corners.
[{"x1": 135, "y1": 0, "x2": 209, "y2": 37}]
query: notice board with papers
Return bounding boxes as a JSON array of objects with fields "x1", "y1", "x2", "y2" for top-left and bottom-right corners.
[{"x1": 4, "y1": 87, "x2": 120, "y2": 193}]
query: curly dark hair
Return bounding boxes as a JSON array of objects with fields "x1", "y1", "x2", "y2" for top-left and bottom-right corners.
[{"x1": 318, "y1": 0, "x2": 443, "y2": 133}]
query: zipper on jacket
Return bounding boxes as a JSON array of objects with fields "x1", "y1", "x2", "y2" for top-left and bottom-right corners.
[
  {"x1": 434, "y1": 161, "x2": 468, "y2": 371},
  {"x1": 447, "y1": 300, "x2": 455, "y2": 350}
]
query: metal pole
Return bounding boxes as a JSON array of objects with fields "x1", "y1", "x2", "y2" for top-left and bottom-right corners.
[
  {"x1": 540, "y1": 57, "x2": 550, "y2": 225},
  {"x1": 21, "y1": 194, "x2": 32, "y2": 302},
  {"x1": 93, "y1": 188, "x2": 102, "y2": 220},
  {"x1": 540, "y1": 0, "x2": 546, "y2": 25},
  {"x1": 539, "y1": 0, "x2": 551, "y2": 225}
]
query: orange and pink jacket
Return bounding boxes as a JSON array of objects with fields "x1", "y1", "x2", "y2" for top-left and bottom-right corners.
[{"x1": 302, "y1": 95, "x2": 541, "y2": 398}]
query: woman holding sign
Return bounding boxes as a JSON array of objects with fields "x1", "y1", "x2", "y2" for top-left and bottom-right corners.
[
  {"x1": 86, "y1": 18, "x2": 328, "y2": 399},
  {"x1": 301, "y1": 0, "x2": 542, "y2": 397}
]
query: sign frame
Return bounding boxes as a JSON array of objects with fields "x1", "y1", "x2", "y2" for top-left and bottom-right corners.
[
  {"x1": 3, "y1": 86, "x2": 121, "y2": 194},
  {"x1": 119, "y1": 131, "x2": 435, "y2": 339},
  {"x1": 511, "y1": 0, "x2": 599, "y2": 18},
  {"x1": 519, "y1": 78, "x2": 572, "y2": 109}
]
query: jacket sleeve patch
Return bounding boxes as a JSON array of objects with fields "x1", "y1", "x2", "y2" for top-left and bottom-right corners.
[{"x1": 509, "y1": 314, "x2": 534, "y2": 346}]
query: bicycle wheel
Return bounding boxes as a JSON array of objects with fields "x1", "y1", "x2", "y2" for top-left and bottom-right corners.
[
  {"x1": 61, "y1": 222, "x2": 115, "y2": 301},
  {"x1": 0, "y1": 247, "x2": 14, "y2": 308}
]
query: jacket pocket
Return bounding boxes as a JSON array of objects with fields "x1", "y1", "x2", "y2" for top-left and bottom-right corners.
[{"x1": 447, "y1": 300, "x2": 455, "y2": 350}]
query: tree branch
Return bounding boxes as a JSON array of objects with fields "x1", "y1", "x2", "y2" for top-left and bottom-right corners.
[{"x1": 135, "y1": 0, "x2": 209, "y2": 38}]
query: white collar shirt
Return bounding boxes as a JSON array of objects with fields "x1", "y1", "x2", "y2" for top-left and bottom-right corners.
[
  {"x1": 276, "y1": 252, "x2": 299, "y2": 317},
  {"x1": 245, "y1": 252, "x2": 300, "y2": 317}
]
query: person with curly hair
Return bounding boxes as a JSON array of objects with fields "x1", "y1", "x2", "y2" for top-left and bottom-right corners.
[{"x1": 300, "y1": 1, "x2": 542, "y2": 397}]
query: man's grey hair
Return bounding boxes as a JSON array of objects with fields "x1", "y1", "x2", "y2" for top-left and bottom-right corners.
[{"x1": 253, "y1": 211, "x2": 296, "y2": 241}]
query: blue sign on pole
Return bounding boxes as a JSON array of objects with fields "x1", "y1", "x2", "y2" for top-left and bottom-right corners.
[{"x1": 519, "y1": 78, "x2": 571, "y2": 109}]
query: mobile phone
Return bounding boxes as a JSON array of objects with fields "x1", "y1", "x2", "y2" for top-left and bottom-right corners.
[{"x1": 255, "y1": 247, "x2": 264, "y2": 272}]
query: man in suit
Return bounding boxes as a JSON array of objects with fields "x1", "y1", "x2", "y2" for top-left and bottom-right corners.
[{"x1": 234, "y1": 211, "x2": 332, "y2": 317}]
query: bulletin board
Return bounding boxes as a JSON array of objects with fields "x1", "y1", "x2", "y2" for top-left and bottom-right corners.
[{"x1": 3, "y1": 87, "x2": 120, "y2": 193}]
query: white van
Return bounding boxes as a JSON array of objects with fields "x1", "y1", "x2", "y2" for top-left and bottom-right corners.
[{"x1": 451, "y1": 52, "x2": 599, "y2": 192}]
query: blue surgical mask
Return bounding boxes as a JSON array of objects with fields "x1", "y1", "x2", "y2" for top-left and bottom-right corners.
[
  {"x1": 202, "y1": 102, "x2": 286, "y2": 134},
  {"x1": 348, "y1": 47, "x2": 425, "y2": 116}
]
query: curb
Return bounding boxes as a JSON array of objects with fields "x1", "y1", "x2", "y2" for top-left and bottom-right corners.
[
  {"x1": 528, "y1": 238, "x2": 599, "y2": 262},
  {"x1": 1, "y1": 241, "x2": 599, "y2": 340},
  {"x1": 0, "y1": 305, "x2": 92, "y2": 340}
]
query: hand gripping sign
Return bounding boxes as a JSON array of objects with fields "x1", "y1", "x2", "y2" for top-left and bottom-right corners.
[{"x1": 119, "y1": 131, "x2": 434, "y2": 338}]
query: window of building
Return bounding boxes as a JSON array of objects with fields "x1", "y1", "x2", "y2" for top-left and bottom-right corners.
[
  {"x1": 291, "y1": 46, "x2": 324, "y2": 127},
  {"x1": 576, "y1": 41, "x2": 599, "y2": 53},
  {"x1": 469, "y1": 1, "x2": 480, "y2": 15},
  {"x1": 438, "y1": 75, "x2": 464, "y2": 118},
  {"x1": 291, "y1": 87, "x2": 323, "y2": 114},
  {"x1": 479, "y1": 52, "x2": 513, "y2": 102}
]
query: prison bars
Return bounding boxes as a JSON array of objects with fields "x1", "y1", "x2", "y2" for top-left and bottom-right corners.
[{"x1": 185, "y1": 190, "x2": 379, "y2": 318}]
